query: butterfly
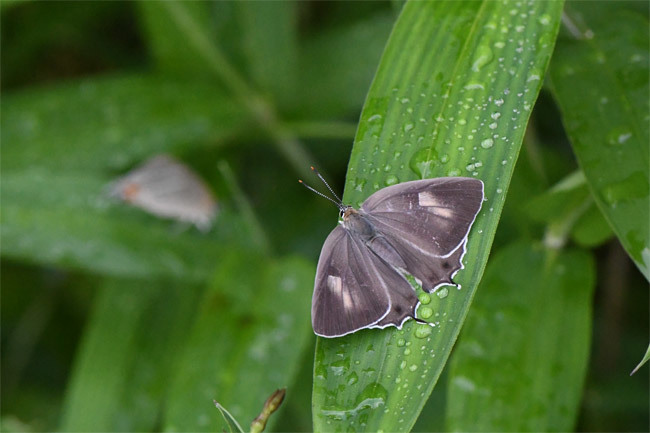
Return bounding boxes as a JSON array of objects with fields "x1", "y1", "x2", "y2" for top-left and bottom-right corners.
[
  {"x1": 108, "y1": 154, "x2": 218, "y2": 231},
  {"x1": 302, "y1": 168, "x2": 484, "y2": 338}
]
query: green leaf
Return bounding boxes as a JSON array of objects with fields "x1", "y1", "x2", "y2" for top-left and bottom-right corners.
[
  {"x1": 236, "y1": 0, "x2": 298, "y2": 106},
  {"x1": 1, "y1": 169, "x2": 255, "y2": 280},
  {"x1": 292, "y1": 11, "x2": 394, "y2": 118},
  {"x1": 446, "y1": 242, "x2": 595, "y2": 431},
  {"x1": 61, "y1": 279, "x2": 202, "y2": 431},
  {"x1": 571, "y1": 202, "x2": 614, "y2": 247},
  {"x1": 213, "y1": 401, "x2": 245, "y2": 433},
  {"x1": 136, "y1": 1, "x2": 216, "y2": 80},
  {"x1": 631, "y1": 343, "x2": 650, "y2": 376},
  {"x1": 2, "y1": 74, "x2": 250, "y2": 172},
  {"x1": 549, "y1": 2, "x2": 650, "y2": 279},
  {"x1": 312, "y1": 1, "x2": 564, "y2": 431},
  {"x1": 164, "y1": 253, "x2": 314, "y2": 432}
]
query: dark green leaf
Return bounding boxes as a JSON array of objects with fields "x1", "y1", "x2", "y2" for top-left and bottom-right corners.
[
  {"x1": 236, "y1": 0, "x2": 298, "y2": 106},
  {"x1": 549, "y1": 2, "x2": 649, "y2": 279},
  {"x1": 447, "y1": 242, "x2": 595, "y2": 431},
  {"x1": 61, "y1": 279, "x2": 202, "y2": 431},
  {"x1": 164, "y1": 253, "x2": 314, "y2": 432},
  {"x1": 2, "y1": 74, "x2": 250, "y2": 172}
]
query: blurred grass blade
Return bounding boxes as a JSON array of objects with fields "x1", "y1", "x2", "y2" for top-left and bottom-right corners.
[
  {"x1": 293, "y1": 11, "x2": 394, "y2": 118},
  {"x1": 137, "y1": 1, "x2": 215, "y2": 80},
  {"x1": 549, "y1": 3, "x2": 649, "y2": 280},
  {"x1": 1, "y1": 169, "x2": 255, "y2": 280},
  {"x1": 447, "y1": 242, "x2": 595, "y2": 431},
  {"x1": 2, "y1": 74, "x2": 249, "y2": 172},
  {"x1": 313, "y1": 1, "x2": 564, "y2": 431},
  {"x1": 164, "y1": 253, "x2": 314, "y2": 432},
  {"x1": 213, "y1": 401, "x2": 245, "y2": 433},
  {"x1": 61, "y1": 279, "x2": 202, "y2": 431},
  {"x1": 236, "y1": 1, "x2": 298, "y2": 106},
  {"x1": 631, "y1": 344, "x2": 650, "y2": 376}
]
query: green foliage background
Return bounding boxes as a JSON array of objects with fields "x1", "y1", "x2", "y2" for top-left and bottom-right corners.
[{"x1": 1, "y1": 1, "x2": 648, "y2": 432}]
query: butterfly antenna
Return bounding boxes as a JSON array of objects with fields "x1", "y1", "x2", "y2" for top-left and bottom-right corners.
[
  {"x1": 310, "y1": 166, "x2": 343, "y2": 204},
  {"x1": 299, "y1": 180, "x2": 345, "y2": 211}
]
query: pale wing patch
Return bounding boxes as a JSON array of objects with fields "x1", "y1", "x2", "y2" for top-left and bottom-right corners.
[
  {"x1": 418, "y1": 191, "x2": 454, "y2": 219},
  {"x1": 327, "y1": 275, "x2": 354, "y2": 311},
  {"x1": 418, "y1": 191, "x2": 440, "y2": 207},
  {"x1": 327, "y1": 275, "x2": 342, "y2": 293}
]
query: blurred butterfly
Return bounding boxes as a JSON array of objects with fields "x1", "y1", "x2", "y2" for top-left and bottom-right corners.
[
  {"x1": 109, "y1": 154, "x2": 218, "y2": 231},
  {"x1": 302, "y1": 168, "x2": 484, "y2": 338}
]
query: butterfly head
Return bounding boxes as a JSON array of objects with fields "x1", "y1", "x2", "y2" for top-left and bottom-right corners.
[{"x1": 340, "y1": 206, "x2": 357, "y2": 220}]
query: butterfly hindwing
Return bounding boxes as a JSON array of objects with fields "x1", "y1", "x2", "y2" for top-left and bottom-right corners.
[{"x1": 361, "y1": 177, "x2": 484, "y2": 292}]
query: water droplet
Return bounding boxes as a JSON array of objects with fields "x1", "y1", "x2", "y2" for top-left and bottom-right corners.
[
  {"x1": 400, "y1": 360, "x2": 407, "y2": 369},
  {"x1": 330, "y1": 358, "x2": 350, "y2": 376},
  {"x1": 404, "y1": 123, "x2": 414, "y2": 133},
  {"x1": 494, "y1": 41, "x2": 506, "y2": 49},
  {"x1": 409, "y1": 148, "x2": 438, "y2": 178},
  {"x1": 539, "y1": 14, "x2": 551, "y2": 25},
  {"x1": 436, "y1": 287, "x2": 449, "y2": 299},
  {"x1": 494, "y1": 98, "x2": 505, "y2": 106},
  {"x1": 489, "y1": 122, "x2": 497, "y2": 129},
  {"x1": 397, "y1": 338, "x2": 406, "y2": 347},
  {"x1": 404, "y1": 348, "x2": 411, "y2": 355},
  {"x1": 481, "y1": 138, "x2": 494, "y2": 149},
  {"x1": 418, "y1": 293, "x2": 431, "y2": 305},
  {"x1": 354, "y1": 177, "x2": 366, "y2": 192},
  {"x1": 457, "y1": 119, "x2": 467, "y2": 125},
  {"x1": 347, "y1": 372, "x2": 359, "y2": 385},
  {"x1": 466, "y1": 163, "x2": 476, "y2": 172},
  {"x1": 385, "y1": 175, "x2": 399, "y2": 186},
  {"x1": 320, "y1": 383, "x2": 387, "y2": 421},
  {"x1": 419, "y1": 307, "x2": 433, "y2": 319},
  {"x1": 409, "y1": 364, "x2": 418, "y2": 372},
  {"x1": 471, "y1": 45, "x2": 494, "y2": 72},
  {"x1": 464, "y1": 82, "x2": 485, "y2": 90},
  {"x1": 414, "y1": 325, "x2": 433, "y2": 339},
  {"x1": 607, "y1": 127, "x2": 633, "y2": 146},
  {"x1": 447, "y1": 168, "x2": 461, "y2": 177},
  {"x1": 368, "y1": 114, "x2": 382, "y2": 122}
]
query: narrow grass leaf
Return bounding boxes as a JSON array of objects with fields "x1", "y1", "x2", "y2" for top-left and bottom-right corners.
[
  {"x1": 313, "y1": 1, "x2": 563, "y2": 431},
  {"x1": 136, "y1": 1, "x2": 216, "y2": 80},
  {"x1": 164, "y1": 253, "x2": 314, "y2": 432},
  {"x1": 236, "y1": 0, "x2": 298, "y2": 106},
  {"x1": 214, "y1": 402, "x2": 245, "y2": 433},
  {"x1": 631, "y1": 344, "x2": 650, "y2": 376},
  {"x1": 549, "y1": 2, "x2": 649, "y2": 279},
  {"x1": 447, "y1": 242, "x2": 595, "y2": 431},
  {"x1": 2, "y1": 74, "x2": 249, "y2": 172},
  {"x1": 293, "y1": 11, "x2": 393, "y2": 118},
  {"x1": 61, "y1": 279, "x2": 200, "y2": 431}
]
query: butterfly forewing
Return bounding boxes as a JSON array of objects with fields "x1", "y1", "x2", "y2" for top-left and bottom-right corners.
[{"x1": 312, "y1": 226, "x2": 394, "y2": 337}]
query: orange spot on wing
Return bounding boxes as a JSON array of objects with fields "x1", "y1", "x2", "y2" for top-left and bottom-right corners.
[{"x1": 122, "y1": 183, "x2": 140, "y2": 202}]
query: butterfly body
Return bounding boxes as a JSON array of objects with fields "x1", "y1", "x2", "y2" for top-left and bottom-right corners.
[{"x1": 311, "y1": 177, "x2": 484, "y2": 338}]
